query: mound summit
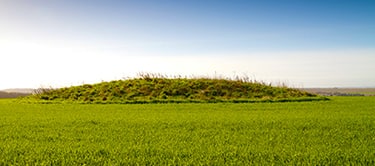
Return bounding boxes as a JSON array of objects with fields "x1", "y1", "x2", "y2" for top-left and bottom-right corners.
[{"x1": 28, "y1": 75, "x2": 322, "y2": 103}]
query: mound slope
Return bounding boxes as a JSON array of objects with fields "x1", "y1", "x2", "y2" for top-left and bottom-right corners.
[{"x1": 27, "y1": 77, "x2": 322, "y2": 103}]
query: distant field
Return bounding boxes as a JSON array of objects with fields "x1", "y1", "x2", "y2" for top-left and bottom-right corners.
[
  {"x1": 1, "y1": 97, "x2": 375, "y2": 165},
  {"x1": 0, "y1": 91, "x2": 30, "y2": 98},
  {"x1": 302, "y1": 88, "x2": 375, "y2": 96}
]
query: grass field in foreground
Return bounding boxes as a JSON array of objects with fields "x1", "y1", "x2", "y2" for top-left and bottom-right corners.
[{"x1": 1, "y1": 97, "x2": 375, "y2": 165}]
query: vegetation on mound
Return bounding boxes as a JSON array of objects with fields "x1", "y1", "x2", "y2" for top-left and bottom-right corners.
[{"x1": 26, "y1": 74, "x2": 322, "y2": 103}]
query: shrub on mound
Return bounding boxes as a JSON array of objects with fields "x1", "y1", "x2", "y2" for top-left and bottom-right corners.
[{"x1": 27, "y1": 77, "x2": 322, "y2": 103}]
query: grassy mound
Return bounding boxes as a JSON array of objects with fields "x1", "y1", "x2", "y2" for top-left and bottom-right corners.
[{"x1": 26, "y1": 76, "x2": 324, "y2": 104}]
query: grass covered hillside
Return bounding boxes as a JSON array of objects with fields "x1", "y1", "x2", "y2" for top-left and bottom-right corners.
[{"x1": 27, "y1": 75, "x2": 322, "y2": 103}]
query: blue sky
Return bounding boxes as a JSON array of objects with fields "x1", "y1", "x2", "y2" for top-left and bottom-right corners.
[{"x1": 1, "y1": 0, "x2": 374, "y2": 89}]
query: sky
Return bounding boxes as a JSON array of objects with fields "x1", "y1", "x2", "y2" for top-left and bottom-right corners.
[{"x1": 1, "y1": 0, "x2": 374, "y2": 89}]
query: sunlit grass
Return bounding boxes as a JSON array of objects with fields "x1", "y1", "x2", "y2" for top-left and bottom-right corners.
[{"x1": 1, "y1": 97, "x2": 374, "y2": 164}]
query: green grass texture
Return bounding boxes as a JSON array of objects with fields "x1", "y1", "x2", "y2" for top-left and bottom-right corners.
[{"x1": 1, "y1": 96, "x2": 374, "y2": 165}]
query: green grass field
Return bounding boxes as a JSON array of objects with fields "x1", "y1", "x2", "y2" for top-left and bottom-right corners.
[{"x1": 1, "y1": 97, "x2": 375, "y2": 165}]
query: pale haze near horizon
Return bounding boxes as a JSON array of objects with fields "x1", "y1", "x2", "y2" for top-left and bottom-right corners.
[{"x1": 1, "y1": 0, "x2": 374, "y2": 89}]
